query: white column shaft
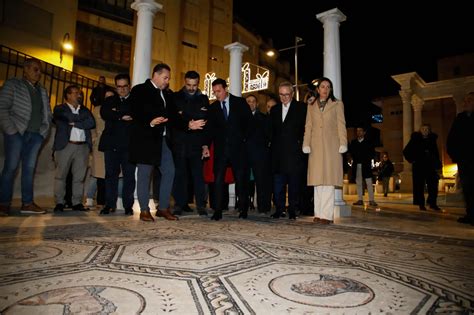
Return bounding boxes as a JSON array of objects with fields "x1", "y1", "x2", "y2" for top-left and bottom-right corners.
[
  {"x1": 131, "y1": 1, "x2": 162, "y2": 87},
  {"x1": 317, "y1": 8, "x2": 346, "y2": 100},
  {"x1": 224, "y1": 42, "x2": 249, "y2": 97}
]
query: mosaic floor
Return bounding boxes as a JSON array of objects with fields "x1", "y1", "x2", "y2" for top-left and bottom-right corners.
[{"x1": 0, "y1": 208, "x2": 473, "y2": 315}]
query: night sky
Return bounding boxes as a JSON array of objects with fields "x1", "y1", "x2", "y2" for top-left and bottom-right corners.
[{"x1": 234, "y1": 1, "x2": 474, "y2": 124}]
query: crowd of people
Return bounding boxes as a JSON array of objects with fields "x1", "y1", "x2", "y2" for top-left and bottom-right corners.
[{"x1": 0, "y1": 58, "x2": 472, "y2": 226}]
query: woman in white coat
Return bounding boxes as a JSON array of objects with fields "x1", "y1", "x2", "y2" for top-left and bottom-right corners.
[{"x1": 302, "y1": 77, "x2": 347, "y2": 224}]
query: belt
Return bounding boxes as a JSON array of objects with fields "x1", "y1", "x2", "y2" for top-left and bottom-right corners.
[{"x1": 68, "y1": 141, "x2": 86, "y2": 145}]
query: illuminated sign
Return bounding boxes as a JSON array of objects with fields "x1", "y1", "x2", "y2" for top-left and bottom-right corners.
[{"x1": 203, "y1": 62, "x2": 270, "y2": 100}]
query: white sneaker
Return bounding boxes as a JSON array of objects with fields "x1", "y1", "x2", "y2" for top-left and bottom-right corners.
[{"x1": 85, "y1": 198, "x2": 94, "y2": 207}]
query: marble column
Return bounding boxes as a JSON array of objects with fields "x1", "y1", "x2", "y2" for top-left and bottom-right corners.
[
  {"x1": 224, "y1": 42, "x2": 248, "y2": 96},
  {"x1": 131, "y1": 0, "x2": 162, "y2": 87},
  {"x1": 316, "y1": 8, "x2": 346, "y2": 99},
  {"x1": 399, "y1": 89, "x2": 413, "y2": 191},
  {"x1": 411, "y1": 94, "x2": 424, "y2": 132}
]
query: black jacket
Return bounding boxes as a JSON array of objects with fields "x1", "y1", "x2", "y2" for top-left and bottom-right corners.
[
  {"x1": 128, "y1": 79, "x2": 171, "y2": 165},
  {"x1": 170, "y1": 88, "x2": 209, "y2": 148},
  {"x1": 447, "y1": 111, "x2": 474, "y2": 164},
  {"x1": 269, "y1": 100, "x2": 307, "y2": 174},
  {"x1": 99, "y1": 94, "x2": 133, "y2": 152},
  {"x1": 403, "y1": 132, "x2": 441, "y2": 170},
  {"x1": 349, "y1": 137, "x2": 376, "y2": 180}
]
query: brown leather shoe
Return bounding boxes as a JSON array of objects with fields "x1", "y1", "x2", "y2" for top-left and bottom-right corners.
[
  {"x1": 21, "y1": 202, "x2": 46, "y2": 214},
  {"x1": 156, "y1": 208, "x2": 178, "y2": 221},
  {"x1": 313, "y1": 217, "x2": 321, "y2": 223},
  {"x1": 139, "y1": 211, "x2": 154, "y2": 222},
  {"x1": 0, "y1": 204, "x2": 9, "y2": 216}
]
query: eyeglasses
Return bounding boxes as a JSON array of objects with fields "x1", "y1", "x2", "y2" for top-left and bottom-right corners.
[{"x1": 279, "y1": 93, "x2": 291, "y2": 97}]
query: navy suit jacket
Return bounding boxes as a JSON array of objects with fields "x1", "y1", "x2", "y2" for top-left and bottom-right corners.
[
  {"x1": 207, "y1": 93, "x2": 253, "y2": 159},
  {"x1": 52, "y1": 103, "x2": 95, "y2": 151}
]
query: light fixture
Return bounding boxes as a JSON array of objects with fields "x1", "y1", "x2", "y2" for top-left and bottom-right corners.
[
  {"x1": 60, "y1": 32, "x2": 73, "y2": 63},
  {"x1": 265, "y1": 36, "x2": 305, "y2": 100},
  {"x1": 266, "y1": 50, "x2": 275, "y2": 57}
]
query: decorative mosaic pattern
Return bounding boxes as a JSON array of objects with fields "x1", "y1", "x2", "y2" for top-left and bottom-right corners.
[{"x1": 0, "y1": 217, "x2": 472, "y2": 314}]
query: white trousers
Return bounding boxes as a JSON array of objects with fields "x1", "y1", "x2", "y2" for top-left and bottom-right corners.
[{"x1": 313, "y1": 186, "x2": 335, "y2": 221}]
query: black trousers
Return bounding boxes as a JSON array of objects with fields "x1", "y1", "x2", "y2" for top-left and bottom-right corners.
[
  {"x1": 458, "y1": 162, "x2": 474, "y2": 218},
  {"x1": 412, "y1": 165, "x2": 439, "y2": 207}
]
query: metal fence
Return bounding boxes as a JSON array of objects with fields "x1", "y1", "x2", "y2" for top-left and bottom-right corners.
[{"x1": 0, "y1": 45, "x2": 99, "y2": 110}]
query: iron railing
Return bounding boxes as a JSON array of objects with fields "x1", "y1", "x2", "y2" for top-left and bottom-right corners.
[{"x1": 0, "y1": 45, "x2": 99, "y2": 110}]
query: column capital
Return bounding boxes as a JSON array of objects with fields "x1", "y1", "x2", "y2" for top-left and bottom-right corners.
[
  {"x1": 411, "y1": 94, "x2": 424, "y2": 111},
  {"x1": 316, "y1": 8, "x2": 347, "y2": 24},
  {"x1": 131, "y1": 0, "x2": 162, "y2": 14},
  {"x1": 224, "y1": 42, "x2": 249, "y2": 53},
  {"x1": 398, "y1": 89, "x2": 412, "y2": 103}
]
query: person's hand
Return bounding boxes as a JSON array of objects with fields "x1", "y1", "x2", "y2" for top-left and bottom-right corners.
[
  {"x1": 303, "y1": 146, "x2": 311, "y2": 154},
  {"x1": 150, "y1": 116, "x2": 168, "y2": 126},
  {"x1": 201, "y1": 145, "x2": 210, "y2": 159},
  {"x1": 189, "y1": 119, "x2": 206, "y2": 130},
  {"x1": 338, "y1": 145, "x2": 348, "y2": 153},
  {"x1": 121, "y1": 115, "x2": 132, "y2": 121}
]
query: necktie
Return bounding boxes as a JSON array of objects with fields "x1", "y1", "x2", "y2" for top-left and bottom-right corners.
[
  {"x1": 160, "y1": 89, "x2": 166, "y2": 107},
  {"x1": 222, "y1": 101, "x2": 228, "y2": 120}
]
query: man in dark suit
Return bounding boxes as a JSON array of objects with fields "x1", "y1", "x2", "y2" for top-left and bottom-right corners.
[
  {"x1": 170, "y1": 70, "x2": 209, "y2": 216},
  {"x1": 129, "y1": 63, "x2": 177, "y2": 222},
  {"x1": 52, "y1": 85, "x2": 95, "y2": 212},
  {"x1": 269, "y1": 81, "x2": 307, "y2": 220},
  {"x1": 99, "y1": 73, "x2": 136, "y2": 216},
  {"x1": 205, "y1": 78, "x2": 252, "y2": 220},
  {"x1": 245, "y1": 94, "x2": 271, "y2": 213}
]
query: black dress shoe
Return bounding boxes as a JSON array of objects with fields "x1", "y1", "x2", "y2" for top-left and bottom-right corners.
[
  {"x1": 182, "y1": 204, "x2": 193, "y2": 212},
  {"x1": 211, "y1": 210, "x2": 222, "y2": 221},
  {"x1": 288, "y1": 212, "x2": 297, "y2": 220},
  {"x1": 419, "y1": 205, "x2": 427, "y2": 211},
  {"x1": 457, "y1": 216, "x2": 474, "y2": 225},
  {"x1": 197, "y1": 207, "x2": 208, "y2": 216},
  {"x1": 429, "y1": 205, "x2": 441, "y2": 211},
  {"x1": 72, "y1": 204, "x2": 89, "y2": 211},
  {"x1": 238, "y1": 211, "x2": 248, "y2": 219},
  {"x1": 54, "y1": 203, "x2": 64, "y2": 212},
  {"x1": 100, "y1": 206, "x2": 112, "y2": 215},
  {"x1": 270, "y1": 211, "x2": 282, "y2": 219},
  {"x1": 124, "y1": 208, "x2": 134, "y2": 215}
]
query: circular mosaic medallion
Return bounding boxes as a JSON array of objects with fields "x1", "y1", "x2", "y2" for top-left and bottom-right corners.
[
  {"x1": 2, "y1": 286, "x2": 145, "y2": 314},
  {"x1": 269, "y1": 273, "x2": 374, "y2": 308},
  {"x1": 148, "y1": 243, "x2": 220, "y2": 260},
  {"x1": 0, "y1": 246, "x2": 62, "y2": 264}
]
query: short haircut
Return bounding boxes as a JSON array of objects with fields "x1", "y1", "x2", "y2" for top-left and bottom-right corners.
[
  {"x1": 278, "y1": 81, "x2": 293, "y2": 92},
  {"x1": 24, "y1": 58, "x2": 41, "y2": 68},
  {"x1": 64, "y1": 85, "x2": 79, "y2": 100},
  {"x1": 212, "y1": 78, "x2": 227, "y2": 88},
  {"x1": 115, "y1": 73, "x2": 130, "y2": 85},
  {"x1": 185, "y1": 70, "x2": 200, "y2": 80},
  {"x1": 246, "y1": 94, "x2": 257, "y2": 102},
  {"x1": 152, "y1": 63, "x2": 171, "y2": 75}
]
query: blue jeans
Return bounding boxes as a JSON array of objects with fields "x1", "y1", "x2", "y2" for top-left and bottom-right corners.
[{"x1": 0, "y1": 131, "x2": 44, "y2": 205}]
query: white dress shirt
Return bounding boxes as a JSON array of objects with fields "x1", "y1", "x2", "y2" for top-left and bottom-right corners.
[{"x1": 67, "y1": 103, "x2": 86, "y2": 142}]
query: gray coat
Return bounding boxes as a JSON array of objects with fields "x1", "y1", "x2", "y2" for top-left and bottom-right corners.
[{"x1": 0, "y1": 77, "x2": 52, "y2": 138}]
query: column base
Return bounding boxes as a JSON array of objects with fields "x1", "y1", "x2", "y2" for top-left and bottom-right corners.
[{"x1": 334, "y1": 204, "x2": 351, "y2": 219}]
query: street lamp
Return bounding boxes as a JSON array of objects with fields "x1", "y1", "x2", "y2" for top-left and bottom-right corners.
[
  {"x1": 60, "y1": 32, "x2": 73, "y2": 63},
  {"x1": 266, "y1": 36, "x2": 305, "y2": 100}
]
